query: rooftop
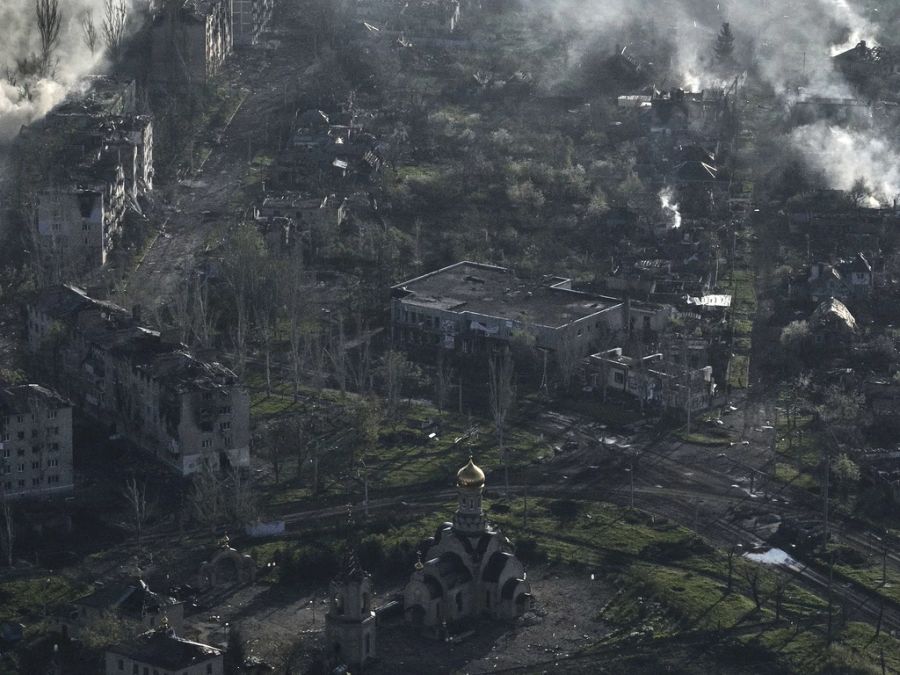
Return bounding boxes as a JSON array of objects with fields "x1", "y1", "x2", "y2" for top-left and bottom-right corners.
[
  {"x1": 0, "y1": 383, "x2": 70, "y2": 415},
  {"x1": 392, "y1": 262, "x2": 619, "y2": 329},
  {"x1": 109, "y1": 629, "x2": 220, "y2": 669}
]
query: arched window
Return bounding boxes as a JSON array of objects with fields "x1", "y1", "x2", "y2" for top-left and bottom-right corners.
[
  {"x1": 455, "y1": 592, "x2": 463, "y2": 613},
  {"x1": 362, "y1": 592, "x2": 371, "y2": 612}
]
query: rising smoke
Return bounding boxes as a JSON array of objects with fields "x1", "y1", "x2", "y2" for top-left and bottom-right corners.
[
  {"x1": 0, "y1": 0, "x2": 136, "y2": 142},
  {"x1": 523, "y1": 0, "x2": 896, "y2": 204}
]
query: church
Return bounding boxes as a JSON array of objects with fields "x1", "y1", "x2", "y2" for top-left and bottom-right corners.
[
  {"x1": 325, "y1": 456, "x2": 534, "y2": 668},
  {"x1": 402, "y1": 456, "x2": 533, "y2": 634}
]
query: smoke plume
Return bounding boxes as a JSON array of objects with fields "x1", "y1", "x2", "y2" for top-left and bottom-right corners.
[
  {"x1": 659, "y1": 188, "x2": 682, "y2": 230},
  {"x1": 0, "y1": 0, "x2": 134, "y2": 142}
]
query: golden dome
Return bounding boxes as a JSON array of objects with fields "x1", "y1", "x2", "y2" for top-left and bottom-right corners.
[{"x1": 457, "y1": 457, "x2": 485, "y2": 488}]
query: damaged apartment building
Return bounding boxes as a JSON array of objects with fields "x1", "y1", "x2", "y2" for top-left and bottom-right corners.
[
  {"x1": 17, "y1": 78, "x2": 154, "y2": 279},
  {"x1": 0, "y1": 383, "x2": 74, "y2": 499},
  {"x1": 391, "y1": 261, "x2": 672, "y2": 359},
  {"x1": 26, "y1": 286, "x2": 250, "y2": 476},
  {"x1": 150, "y1": 0, "x2": 234, "y2": 88}
]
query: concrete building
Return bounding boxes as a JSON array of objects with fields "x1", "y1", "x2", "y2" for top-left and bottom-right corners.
[
  {"x1": 403, "y1": 457, "x2": 533, "y2": 634},
  {"x1": 105, "y1": 626, "x2": 222, "y2": 675},
  {"x1": 151, "y1": 0, "x2": 233, "y2": 87},
  {"x1": 0, "y1": 383, "x2": 73, "y2": 499},
  {"x1": 391, "y1": 261, "x2": 671, "y2": 357},
  {"x1": 27, "y1": 286, "x2": 250, "y2": 476}
]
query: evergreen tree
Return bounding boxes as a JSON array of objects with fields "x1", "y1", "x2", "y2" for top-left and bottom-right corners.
[{"x1": 715, "y1": 22, "x2": 735, "y2": 63}]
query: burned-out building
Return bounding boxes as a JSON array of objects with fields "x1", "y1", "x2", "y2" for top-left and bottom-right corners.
[
  {"x1": 0, "y1": 383, "x2": 74, "y2": 499},
  {"x1": 233, "y1": 0, "x2": 273, "y2": 46},
  {"x1": 587, "y1": 347, "x2": 716, "y2": 415},
  {"x1": 151, "y1": 0, "x2": 233, "y2": 87},
  {"x1": 391, "y1": 262, "x2": 672, "y2": 358},
  {"x1": 27, "y1": 286, "x2": 250, "y2": 476}
]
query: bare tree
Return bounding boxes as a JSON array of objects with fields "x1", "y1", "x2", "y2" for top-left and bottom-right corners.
[
  {"x1": 488, "y1": 348, "x2": 516, "y2": 497},
  {"x1": 222, "y1": 225, "x2": 265, "y2": 376},
  {"x1": 325, "y1": 317, "x2": 348, "y2": 397},
  {"x1": 102, "y1": 0, "x2": 128, "y2": 59},
  {"x1": 0, "y1": 500, "x2": 14, "y2": 567},
  {"x1": 191, "y1": 275, "x2": 216, "y2": 349},
  {"x1": 434, "y1": 349, "x2": 454, "y2": 414},
  {"x1": 742, "y1": 565, "x2": 763, "y2": 611},
  {"x1": 36, "y1": 0, "x2": 62, "y2": 77},
  {"x1": 123, "y1": 477, "x2": 150, "y2": 548},
  {"x1": 379, "y1": 350, "x2": 410, "y2": 419},
  {"x1": 190, "y1": 463, "x2": 225, "y2": 532},
  {"x1": 227, "y1": 467, "x2": 255, "y2": 524},
  {"x1": 554, "y1": 330, "x2": 584, "y2": 393},
  {"x1": 81, "y1": 9, "x2": 99, "y2": 55}
]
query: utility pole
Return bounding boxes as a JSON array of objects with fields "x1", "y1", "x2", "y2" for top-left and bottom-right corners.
[
  {"x1": 823, "y1": 442, "x2": 830, "y2": 547},
  {"x1": 523, "y1": 484, "x2": 528, "y2": 528},
  {"x1": 827, "y1": 551, "x2": 834, "y2": 646}
]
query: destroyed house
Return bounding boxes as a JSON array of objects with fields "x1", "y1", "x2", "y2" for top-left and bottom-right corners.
[
  {"x1": 0, "y1": 383, "x2": 74, "y2": 499},
  {"x1": 391, "y1": 262, "x2": 671, "y2": 357},
  {"x1": 834, "y1": 41, "x2": 900, "y2": 81},
  {"x1": 807, "y1": 254, "x2": 873, "y2": 304},
  {"x1": 27, "y1": 286, "x2": 250, "y2": 476},
  {"x1": 587, "y1": 347, "x2": 716, "y2": 414}
]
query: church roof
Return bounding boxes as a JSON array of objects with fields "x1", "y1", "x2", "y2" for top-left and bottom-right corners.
[{"x1": 457, "y1": 457, "x2": 485, "y2": 487}]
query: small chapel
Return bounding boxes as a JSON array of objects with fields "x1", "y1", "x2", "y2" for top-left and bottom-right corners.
[{"x1": 402, "y1": 456, "x2": 533, "y2": 634}]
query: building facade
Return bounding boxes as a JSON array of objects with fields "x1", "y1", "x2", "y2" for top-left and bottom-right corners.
[
  {"x1": 27, "y1": 286, "x2": 250, "y2": 476},
  {"x1": 0, "y1": 383, "x2": 73, "y2": 499},
  {"x1": 325, "y1": 551, "x2": 376, "y2": 667}
]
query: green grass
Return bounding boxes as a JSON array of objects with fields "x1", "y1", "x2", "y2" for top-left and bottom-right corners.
[
  {"x1": 0, "y1": 574, "x2": 88, "y2": 623},
  {"x1": 728, "y1": 354, "x2": 750, "y2": 389},
  {"x1": 677, "y1": 431, "x2": 732, "y2": 446}
]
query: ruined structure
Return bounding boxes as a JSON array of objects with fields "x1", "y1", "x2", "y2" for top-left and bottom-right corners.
[
  {"x1": 391, "y1": 261, "x2": 671, "y2": 357},
  {"x1": 402, "y1": 457, "x2": 533, "y2": 635},
  {"x1": 27, "y1": 286, "x2": 250, "y2": 475},
  {"x1": 0, "y1": 383, "x2": 74, "y2": 499},
  {"x1": 587, "y1": 347, "x2": 717, "y2": 415}
]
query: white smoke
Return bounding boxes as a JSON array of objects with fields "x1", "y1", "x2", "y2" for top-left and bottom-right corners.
[
  {"x1": 659, "y1": 187, "x2": 682, "y2": 229},
  {"x1": 791, "y1": 122, "x2": 900, "y2": 206},
  {"x1": 0, "y1": 0, "x2": 140, "y2": 142}
]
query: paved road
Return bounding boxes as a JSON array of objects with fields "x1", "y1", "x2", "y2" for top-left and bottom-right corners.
[{"x1": 123, "y1": 36, "x2": 308, "y2": 312}]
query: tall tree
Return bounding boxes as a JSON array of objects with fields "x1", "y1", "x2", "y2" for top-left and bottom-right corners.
[
  {"x1": 36, "y1": 0, "x2": 62, "y2": 77},
  {"x1": 714, "y1": 22, "x2": 735, "y2": 63},
  {"x1": 488, "y1": 348, "x2": 516, "y2": 497},
  {"x1": 123, "y1": 477, "x2": 150, "y2": 548},
  {"x1": 81, "y1": 9, "x2": 99, "y2": 55},
  {"x1": 102, "y1": 0, "x2": 128, "y2": 60}
]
